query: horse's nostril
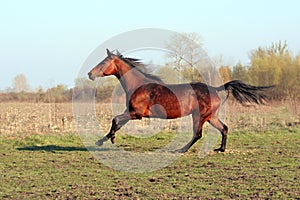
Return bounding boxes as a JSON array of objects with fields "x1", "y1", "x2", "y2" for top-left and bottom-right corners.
[{"x1": 88, "y1": 72, "x2": 94, "y2": 80}]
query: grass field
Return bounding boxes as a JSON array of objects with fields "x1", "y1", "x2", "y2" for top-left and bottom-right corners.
[
  {"x1": 1, "y1": 128, "x2": 299, "y2": 199},
  {"x1": 1, "y1": 102, "x2": 299, "y2": 199}
]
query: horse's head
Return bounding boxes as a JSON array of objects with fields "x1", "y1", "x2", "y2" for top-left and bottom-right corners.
[{"x1": 88, "y1": 49, "x2": 119, "y2": 80}]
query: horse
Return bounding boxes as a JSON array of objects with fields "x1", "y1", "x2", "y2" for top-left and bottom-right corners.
[{"x1": 88, "y1": 49, "x2": 273, "y2": 153}]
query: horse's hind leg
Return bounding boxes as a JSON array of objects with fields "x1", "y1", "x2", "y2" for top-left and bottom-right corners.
[
  {"x1": 175, "y1": 112, "x2": 205, "y2": 153},
  {"x1": 208, "y1": 117, "x2": 228, "y2": 152},
  {"x1": 176, "y1": 129, "x2": 203, "y2": 153},
  {"x1": 95, "y1": 112, "x2": 131, "y2": 146}
]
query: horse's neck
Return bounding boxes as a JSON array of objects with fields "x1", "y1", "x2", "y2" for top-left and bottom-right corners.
[{"x1": 116, "y1": 66, "x2": 150, "y2": 94}]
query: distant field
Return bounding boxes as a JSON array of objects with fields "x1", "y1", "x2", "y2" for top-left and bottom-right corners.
[{"x1": 0, "y1": 102, "x2": 299, "y2": 199}]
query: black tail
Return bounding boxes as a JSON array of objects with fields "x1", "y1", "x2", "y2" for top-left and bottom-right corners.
[{"x1": 215, "y1": 80, "x2": 274, "y2": 104}]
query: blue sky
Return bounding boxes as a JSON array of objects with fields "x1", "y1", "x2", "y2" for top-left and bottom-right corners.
[{"x1": 1, "y1": 0, "x2": 299, "y2": 90}]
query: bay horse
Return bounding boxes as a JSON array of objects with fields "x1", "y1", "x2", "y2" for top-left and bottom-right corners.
[{"x1": 88, "y1": 49, "x2": 273, "y2": 153}]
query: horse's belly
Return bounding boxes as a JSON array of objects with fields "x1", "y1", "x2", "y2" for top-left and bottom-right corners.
[{"x1": 149, "y1": 93, "x2": 195, "y2": 119}]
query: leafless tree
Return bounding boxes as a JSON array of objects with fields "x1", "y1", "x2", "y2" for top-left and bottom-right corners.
[
  {"x1": 13, "y1": 74, "x2": 30, "y2": 92},
  {"x1": 165, "y1": 32, "x2": 218, "y2": 84}
]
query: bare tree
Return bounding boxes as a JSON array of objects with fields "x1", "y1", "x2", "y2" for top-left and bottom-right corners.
[
  {"x1": 13, "y1": 74, "x2": 30, "y2": 92},
  {"x1": 165, "y1": 32, "x2": 217, "y2": 83}
]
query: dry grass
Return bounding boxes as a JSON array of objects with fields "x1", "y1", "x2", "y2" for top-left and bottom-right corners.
[
  {"x1": 0, "y1": 101, "x2": 299, "y2": 138},
  {"x1": 226, "y1": 101, "x2": 300, "y2": 132},
  {"x1": 0, "y1": 103, "x2": 74, "y2": 138}
]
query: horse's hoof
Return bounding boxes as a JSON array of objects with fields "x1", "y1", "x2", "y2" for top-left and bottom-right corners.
[
  {"x1": 172, "y1": 149, "x2": 185, "y2": 154},
  {"x1": 111, "y1": 137, "x2": 116, "y2": 144},
  {"x1": 214, "y1": 148, "x2": 225, "y2": 152},
  {"x1": 95, "y1": 140, "x2": 103, "y2": 146}
]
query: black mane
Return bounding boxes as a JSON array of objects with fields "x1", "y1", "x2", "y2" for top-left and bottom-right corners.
[{"x1": 114, "y1": 51, "x2": 163, "y2": 83}]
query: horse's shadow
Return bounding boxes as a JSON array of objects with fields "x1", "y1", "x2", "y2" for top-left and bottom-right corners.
[
  {"x1": 16, "y1": 145, "x2": 179, "y2": 154},
  {"x1": 16, "y1": 145, "x2": 111, "y2": 153}
]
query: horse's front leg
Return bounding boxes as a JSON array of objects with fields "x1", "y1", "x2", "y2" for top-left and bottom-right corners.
[{"x1": 95, "y1": 112, "x2": 131, "y2": 146}]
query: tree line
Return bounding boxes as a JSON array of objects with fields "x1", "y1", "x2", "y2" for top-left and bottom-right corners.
[
  {"x1": 0, "y1": 81, "x2": 115, "y2": 103},
  {"x1": 161, "y1": 39, "x2": 299, "y2": 104},
  {"x1": 0, "y1": 84, "x2": 72, "y2": 103},
  {"x1": 219, "y1": 41, "x2": 300, "y2": 104},
  {"x1": 1, "y1": 39, "x2": 299, "y2": 105}
]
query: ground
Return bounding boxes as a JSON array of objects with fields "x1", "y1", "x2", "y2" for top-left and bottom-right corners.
[{"x1": 1, "y1": 128, "x2": 299, "y2": 199}]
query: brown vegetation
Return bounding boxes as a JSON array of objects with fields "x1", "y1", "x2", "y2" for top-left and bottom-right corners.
[{"x1": 1, "y1": 101, "x2": 299, "y2": 138}]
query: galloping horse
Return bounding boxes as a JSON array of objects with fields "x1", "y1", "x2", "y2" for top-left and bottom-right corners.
[{"x1": 88, "y1": 49, "x2": 273, "y2": 153}]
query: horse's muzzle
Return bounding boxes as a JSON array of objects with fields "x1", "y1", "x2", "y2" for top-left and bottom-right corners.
[{"x1": 88, "y1": 72, "x2": 95, "y2": 81}]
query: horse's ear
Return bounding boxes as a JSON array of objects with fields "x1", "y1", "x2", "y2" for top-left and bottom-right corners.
[{"x1": 106, "y1": 49, "x2": 111, "y2": 57}]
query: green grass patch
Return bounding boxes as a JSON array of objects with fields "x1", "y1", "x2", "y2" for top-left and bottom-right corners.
[{"x1": 1, "y1": 129, "x2": 299, "y2": 199}]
